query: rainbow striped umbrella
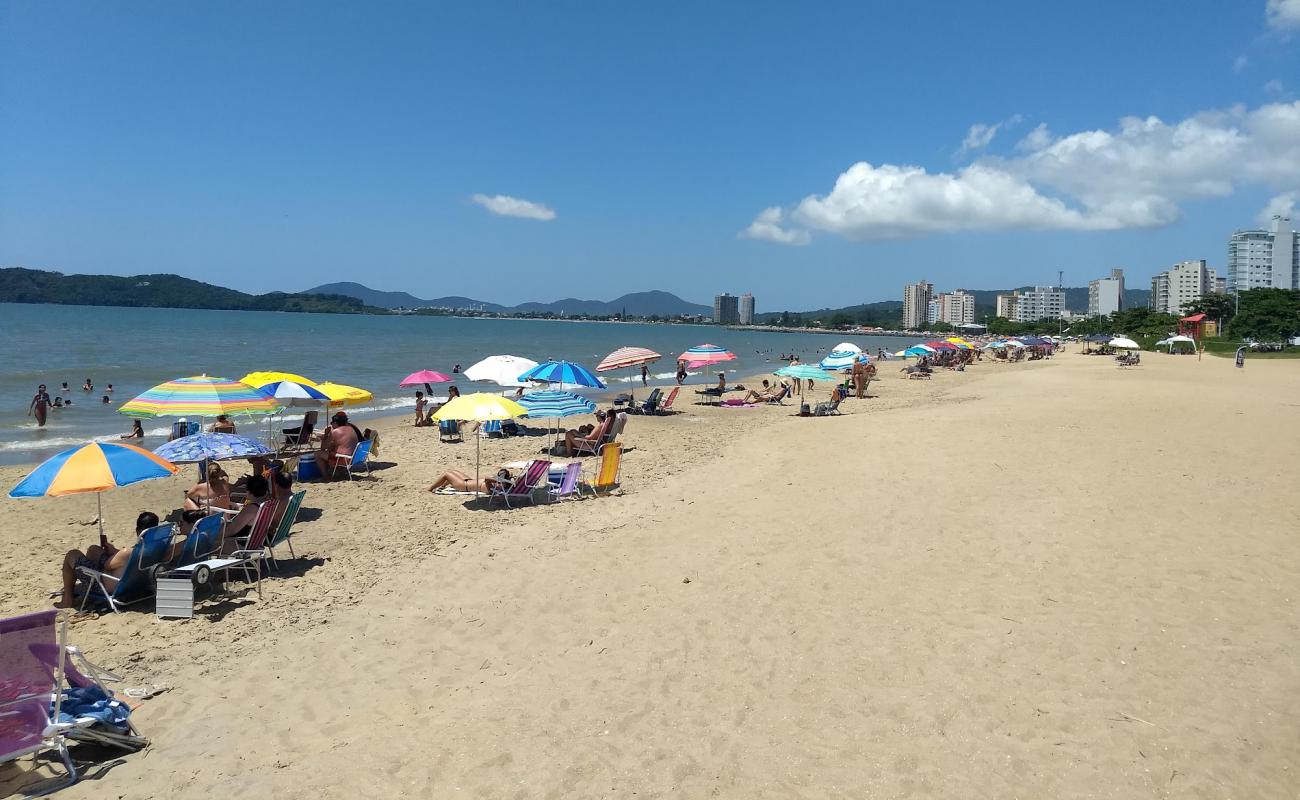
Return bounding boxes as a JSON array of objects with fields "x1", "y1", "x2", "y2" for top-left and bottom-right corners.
[
  {"x1": 678, "y1": 344, "x2": 736, "y2": 368},
  {"x1": 596, "y1": 347, "x2": 662, "y2": 372},
  {"x1": 9, "y1": 441, "x2": 179, "y2": 545},
  {"x1": 119, "y1": 376, "x2": 281, "y2": 419}
]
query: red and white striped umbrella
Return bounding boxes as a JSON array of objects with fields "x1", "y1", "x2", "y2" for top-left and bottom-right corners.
[{"x1": 596, "y1": 346, "x2": 662, "y2": 372}]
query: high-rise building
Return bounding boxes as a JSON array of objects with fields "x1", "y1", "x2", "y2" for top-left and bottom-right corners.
[
  {"x1": 1088, "y1": 269, "x2": 1125, "y2": 316},
  {"x1": 995, "y1": 293, "x2": 1018, "y2": 320},
  {"x1": 1149, "y1": 260, "x2": 1210, "y2": 315},
  {"x1": 902, "y1": 280, "x2": 933, "y2": 329},
  {"x1": 940, "y1": 290, "x2": 975, "y2": 325},
  {"x1": 1228, "y1": 215, "x2": 1299, "y2": 291},
  {"x1": 927, "y1": 295, "x2": 943, "y2": 324},
  {"x1": 713, "y1": 293, "x2": 739, "y2": 324},
  {"x1": 1012, "y1": 286, "x2": 1065, "y2": 322},
  {"x1": 738, "y1": 293, "x2": 755, "y2": 325}
]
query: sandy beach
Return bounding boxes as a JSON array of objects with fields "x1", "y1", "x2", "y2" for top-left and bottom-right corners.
[{"x1": 2, "y1": 351, "x2": 1298, "y2": 798}]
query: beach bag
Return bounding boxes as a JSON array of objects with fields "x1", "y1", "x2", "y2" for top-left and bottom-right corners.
[{"x1": 799, "y1": 402, "x2": 810, "y2": 417}]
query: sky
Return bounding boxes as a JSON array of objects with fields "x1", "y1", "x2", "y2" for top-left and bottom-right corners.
[{"x1": 2, "y1": 0, "x2": 1299, "y2": 311}]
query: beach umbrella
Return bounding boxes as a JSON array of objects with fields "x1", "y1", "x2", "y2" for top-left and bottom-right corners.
[
  {"x1": 431, "y1": 393, "x2": 529, "y2": 496},
  {"x1": 774, "y1": 364, "x2": 830, "y2": 381},
  {"x1": 678, "y1": 344, "x2": 736, "y2": 370},
  {"x1": 925, "y1": 341, "x2": 959, "y2": 350},
  {"x1": 596, "y1": 347, "x2": 662, "y2": 372},
  {"x1": 256, "y1": 380, "x2": 331, "y2": 408},
  {"x1": 399, "y1": 370, "x2": 453, "y2": 390},
  {"x1": 119, "y1": 376, "x2": 281, "y2": 419},
  {"x1": 153, "y1": 432, "x2": 273, "y2": 464},
  {"x1": 516, "y1": 390, "x2": 597, "y2": 447},
  {"x1": 518, "y1": 360, "x2": 607, "y2": 390},
  {"x1": 464, "y1": 355, "x2": 539, "y2": 388},
  {"x1": 316, "y1": 382, "x2": 373, "y2": 407},
  {"x1": 903, "y1": 346, "x2": 934, "y2": 357},
  {"x1": 1109, "y1": 337, "x2": 1140, "y2": 350},
  {"x1": 9, "y1": 441, "x2": 178, "y2": 546},
  {"x1": 596, "y1": 347, "x2": 662, "y2": 402},
  {"x1": 241, "y1": 371, "x2": 318, "y2": 389},
  {"x1": 819, "y1": 350, "x2": 870, "y2": 371}
]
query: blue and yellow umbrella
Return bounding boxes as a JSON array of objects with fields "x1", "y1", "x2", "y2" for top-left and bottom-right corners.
[{"x1": 10, "y1": 441, "x2": 179, "y2": 544}]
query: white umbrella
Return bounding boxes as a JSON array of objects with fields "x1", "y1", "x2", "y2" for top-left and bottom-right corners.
[
  {"x1": 1168, "y1": 335, "x2": 1195, "y2": 344},
  {"x1": 1109, "y1": 337, "x2": 1140, "y2": 350},
  {"x1": 830, "y1": 341, "x2": 862, "y2": 354},
  {"x1": 463, "y1": 355, "x2": 539, "y2": 388}
]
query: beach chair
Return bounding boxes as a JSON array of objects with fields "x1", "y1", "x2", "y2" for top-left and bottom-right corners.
[
  {"x1": 0, "y1": 611, "x2": 146, "y2": 794},
  {"x1": 490, "y1": 459, "x2": 551, "y2": 508},
  {"x1": 570, "y1": 416, "x2": 615, "y2": 456},
  {"x1": 75, "y1": 524, "x2": 175, "y2": 613},
  {"x1": 547, "y1": 462, "x2": 583, "y2": 502},
  {"x1": 281, "y1": 412, "x2": 317, "y2": 453},
  {"x1": 631, "y1": 388, "x2": 662, "y2": 415},
  {"x1": 439, "y1": 419, "x2": 463, "y2": 443},
  {"x1": 172, "y1": 513, "x2": 224, "y2": 567},
  {"x1": 329, "y1": 439, "x2": 372, "y2": 481},
  {"x1": 264, "y1": 490, "x2": 306, "y2": 569},
  {"x1": 580, "y1": 442, "x2": 623, "y2": 497},
  {"x1": 813, "y1": 391, "x2": 845, "y2": 416},
  {"x1": 655, "y1": 386, "x2": 679, "y2": 414},
  {"x1": 162, "y1": 501, "x2": 278, "y2": 605},
  {"x1": 478, "y1": 419, "x2": 503, "y2": 437},
  {"x1": 759, "y1": 386, "x2": 791, "y2": 405}
]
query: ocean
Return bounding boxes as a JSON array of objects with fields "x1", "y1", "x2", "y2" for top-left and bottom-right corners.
[{"x1": 0, "y1": 303, "x2": 907, "y2": 466}]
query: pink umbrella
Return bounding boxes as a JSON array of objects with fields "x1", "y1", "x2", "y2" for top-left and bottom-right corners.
[
  {"x1": 399, "y1": 370, "x2": 453, "y2": 387},
  {"x1": 678, "y1": 343, "x2": 736, "y2": 369}
]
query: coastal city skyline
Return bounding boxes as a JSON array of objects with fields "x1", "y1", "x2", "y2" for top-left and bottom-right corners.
[{"x1": 3, "y1": 2, "x2": 1299, "y2": 309}]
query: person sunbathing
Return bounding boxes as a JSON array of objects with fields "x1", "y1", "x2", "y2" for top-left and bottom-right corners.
[
  {"x1": 56, "y1": 511, "x2": 159, "y2": 609},
  {"x1": 211, "y1": 414, "x2": 236, "y2": 434},
  {"x1": 181, "y1": 463, "x2": 237, "y2": 533},
  {"x1": 221, "y1": 475, "x2": 270, "y2": 553},
  {"x1": 314, "y1": 412, "x2": 360, "y2": 480},
  {"x1": 742, "y1": 382, "x2": 788, "y2": 403},
  {"x1": 427, "y1": 468, "x2": 511, "y2": 494},
  {"x1": 563, "y1": 414, "x2": 613, "y2": 456}
]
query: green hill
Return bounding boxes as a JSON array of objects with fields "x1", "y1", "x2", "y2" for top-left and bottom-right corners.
[{"x1": 0, "y1": 268, "x2": 381, "y2": 314}]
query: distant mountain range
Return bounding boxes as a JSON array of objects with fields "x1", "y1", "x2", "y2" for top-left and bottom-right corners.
[
  {"x1": 0, "y1": 268, "x2": 376, "y2": 314},
  {"x1": 308, "y1": 282, "x2": 713, "y2": 317}
]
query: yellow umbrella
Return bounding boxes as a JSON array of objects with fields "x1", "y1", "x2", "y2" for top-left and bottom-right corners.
[
  {"x1": 240, "y1": 371, "x2": 318, "y2": 388},
  {"x1": 430, "y1": 393, "x2": 529, "y2": 496},
  {"x1": 316, "y1": 382, "x2": 374, "y2": 407}
]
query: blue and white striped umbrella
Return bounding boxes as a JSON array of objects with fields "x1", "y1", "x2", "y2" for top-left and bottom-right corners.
[
  {"x1": 819, "y1": 350, "x2": 870, "y2": 371},
  {"x1": 774, "y1": 364, "x2": 830, "y2": 380},
  {"x1": 517, "y1": 360, "x2": 607, "y2": 389},
  {"x1": 516, "y1": 390, "x2": 597, "y2": 419},
  {"x1": 258, "y1": 380, "x2": 330, "y2": 408},
  {"x1": 153, "y1": 432, "x2": 274, "y2": 464}
]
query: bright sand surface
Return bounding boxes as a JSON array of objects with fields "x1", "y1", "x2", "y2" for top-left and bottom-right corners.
[{"x1": 1, "y1": 351, "x2": 1298, "y2": 798}]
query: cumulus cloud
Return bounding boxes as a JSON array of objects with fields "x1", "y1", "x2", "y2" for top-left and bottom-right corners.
[
  {"x1": 742, "y1": 101, "x2": 1300, "y2": 243},
  {"x1": 1266, "y1": 0, "x2": 1300, "y2": 29},
  {"x1": 1260, "y1": 192, "x2": 1297, "y2": 224},
  {"x1": 470, "y1": 193, "x2": 556, "y2": 221},
  {"x1": 740, "y1": 206, "x2": 811, "y2": 245},
  {"x1": 956, "y1": 114, "x2": 1023, "y2": 157}
]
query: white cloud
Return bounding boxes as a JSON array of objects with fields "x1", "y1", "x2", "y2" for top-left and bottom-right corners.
[
  {"x1": 1266, "y1": 0, "x2": 1300, "y2": 29},
  {"x1": 470, "y1": 193, "x2": 556, "y2": 221},
  {"x1": 1260, "y1": 192, "x2": 1297, "y2": 224},
  {"x1": 1264, "y1": 78, "x2": 1286, "y2": 95},
  {"x1": 740, "y1": 206, "x2": 810, "y2": 245},
  {"x1": 1234, "y1": 55, "x2": 1249, "y2": 73},
  {"x1": 1016, "y1": 123, "x2": 1052, "y2": 152},
  {"x1": 956, "y1": 114, "x2": 1023, "y2": 157},
  {"x1": 743, "y1": 101, "x2": 1300, "y2": 243}
]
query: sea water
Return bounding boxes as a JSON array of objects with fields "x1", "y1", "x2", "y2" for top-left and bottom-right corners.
[{"x1": 0, "y1": 303, "x2": 906, "y2": 465}]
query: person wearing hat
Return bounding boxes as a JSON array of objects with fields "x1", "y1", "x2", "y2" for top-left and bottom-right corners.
[{"x1": 314, "y1": 411, "x2": 362, "y2": 480}]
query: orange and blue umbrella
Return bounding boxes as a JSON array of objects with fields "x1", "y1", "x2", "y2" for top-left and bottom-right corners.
[
  {"x1": 119, "y1": 376, "x2": 281, "y2": 419},
  {"x1": 9, "y1": 441, "x2": 179, "y2": 543}
]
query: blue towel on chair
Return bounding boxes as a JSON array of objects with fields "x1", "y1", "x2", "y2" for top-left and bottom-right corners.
[{"x1": 52, "y1": 686, "x2": 132, "y2": 730}]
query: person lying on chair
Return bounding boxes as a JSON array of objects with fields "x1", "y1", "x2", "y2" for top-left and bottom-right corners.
[
  {"x1": 426, "y1": 468, "x2": 511, "y2": 494},
  {"x1": 56, "y1": 511, "x2": 159, "y2": 608}
]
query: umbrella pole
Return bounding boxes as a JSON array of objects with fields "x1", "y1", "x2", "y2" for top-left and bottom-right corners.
[
  {"x1": 96, "y1": 493, "x2": 106, "y2": 548},
  {"x1": 475, "y1": 433, "x2": 481, "y2": 498}
]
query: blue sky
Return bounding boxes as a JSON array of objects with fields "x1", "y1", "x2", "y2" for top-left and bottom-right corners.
[{"x1": 2, "y1": 1, "x2": 1298, "y2": 310}]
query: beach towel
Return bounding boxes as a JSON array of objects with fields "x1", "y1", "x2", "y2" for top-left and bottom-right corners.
[
  {"x1": 52, "y1": 685, "x2": 132, "y2": 730},
  {"x1": 720, "y1": 400, "x2": 756, "y2": 408}
]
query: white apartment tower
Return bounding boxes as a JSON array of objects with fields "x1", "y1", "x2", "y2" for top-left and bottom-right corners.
[
  {"x1": 1228, "y1": 215, "x2": 1299, "y2": 291},
  {"x1": 927, "y1": 295, "x2": 943, "y2": 324},
  {"x1": 941, "y1": 290, "x2": 975, "y2": 325},
  {"x1": 1012, "y1": 286, "x2": 1065, "y2": 322},
  {"x1": 738, "y1": 293, "x2": 755, "y2": 325},
  {"x1": 1149, "y1": 260, "x2": 1210, "y2": 316},
  {"x1": 995, "y1": 293, "x2": 1018, "y2": 320},
  {"x1": 1088, "y1": 269, "x2": 1125, "y2": 316},
  {"x1": 902, "y1": 280, "x2": 933, "y2": 329}
]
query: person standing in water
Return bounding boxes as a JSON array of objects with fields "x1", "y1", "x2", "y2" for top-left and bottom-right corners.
[
  {"x1": 82, "y1": 378, "x2": 93, "y2": 392},
  {"x1": 641, "y1": 363, "x2": 649, "y2": 386},
  {"x1": 29, "y1": 385, "x2": 51, "y2": 427}
]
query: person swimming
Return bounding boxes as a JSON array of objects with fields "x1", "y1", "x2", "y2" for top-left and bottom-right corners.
[{"x1": 82, "y1": 378, "x2": 93, "y2": 392}]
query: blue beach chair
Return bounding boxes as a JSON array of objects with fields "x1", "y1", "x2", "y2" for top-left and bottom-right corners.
[
  {"x1": 173, "y1": 514, "x2": 224, "y2": 567},
  {"x1": 76, "y1": 524, "x2": 175, "y2": 613},
  {"x1": 439, "y1": 419, "x2": 463, "y2": 443}
]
